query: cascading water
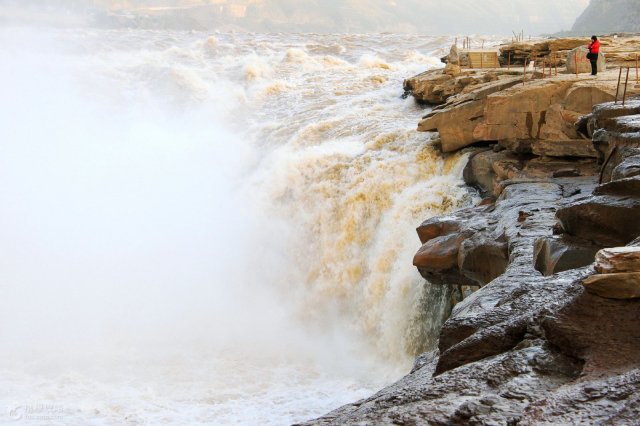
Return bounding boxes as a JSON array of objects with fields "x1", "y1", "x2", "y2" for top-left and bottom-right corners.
[{"x1": 0, "y1": 26, "x2": 490, "y2": 424}]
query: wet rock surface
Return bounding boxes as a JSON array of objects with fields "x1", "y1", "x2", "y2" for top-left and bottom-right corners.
[{"x1": 304, "y1": 58, "x2": 640, "y2": 425}]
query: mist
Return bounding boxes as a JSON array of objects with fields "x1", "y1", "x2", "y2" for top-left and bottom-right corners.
[
  {"x1": 0, "y1": 23, "x2": 395, "y2": 401},
  {"x1": 1, "y1": 0, "x2": 591, "y2": 35}
]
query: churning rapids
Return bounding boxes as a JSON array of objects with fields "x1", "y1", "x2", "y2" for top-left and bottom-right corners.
[{"x1": 0, "y1": 27, "x2": 493, "y2": 424}]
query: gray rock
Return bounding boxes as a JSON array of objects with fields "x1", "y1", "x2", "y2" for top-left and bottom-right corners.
[{"x1": 534, "y1": 235, "x2": 601, "y2": 276}]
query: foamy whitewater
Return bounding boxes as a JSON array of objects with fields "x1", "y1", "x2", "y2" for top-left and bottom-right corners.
[{"x1": 0, "y1": 27, "x2": 500, "y2": 424}]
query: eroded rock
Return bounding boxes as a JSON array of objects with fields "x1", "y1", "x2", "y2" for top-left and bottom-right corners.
[
  {"x1": 595, "y1": 246, "x2": 640, "y2": 274},
  {"x1": 556, "y1": 195, "x2": 640, "y2": 246},
  {"x1": 417, "y1": 76, "x2": 616, "y2": 153},
  {"x1": 582, "y1": 272, "x2": 640, "y2": 299},
  {"x1": 534, "y1": 235, "x2": 601, "y2": 276}
]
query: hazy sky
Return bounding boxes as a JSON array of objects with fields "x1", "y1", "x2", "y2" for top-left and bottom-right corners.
[{"x1": 1, "y1": 0, "x2": 592, "y2": 34}]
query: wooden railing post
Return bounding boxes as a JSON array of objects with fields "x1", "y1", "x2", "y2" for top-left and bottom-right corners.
[
  {"x1": 623, "y1": 67, "x2": 630, "y2": 106},
  {"x1": 615, "y1": 67, "x2": 623, "y2": 104}
]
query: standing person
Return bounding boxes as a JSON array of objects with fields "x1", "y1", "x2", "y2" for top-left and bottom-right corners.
[{"x1": 588, "y1": 35, "x2": 600, "y2": 76}]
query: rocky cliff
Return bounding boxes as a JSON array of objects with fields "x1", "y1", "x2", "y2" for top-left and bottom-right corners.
[
  {"x1": 303, "y1": 40, "x2": 640, "y2": 425},
  {"x1": 572, "y1": 0, "x2": 640, "y2": 34}
]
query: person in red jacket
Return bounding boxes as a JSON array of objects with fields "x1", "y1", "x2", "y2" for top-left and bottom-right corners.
[{"x1": 588, "y1": 35, "x2": 600, "y2": 76}]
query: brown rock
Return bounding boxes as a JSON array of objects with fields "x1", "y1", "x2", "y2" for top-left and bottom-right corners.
[
  {"x1": 447, "y1": 44, "x2": 460, "y2": 65},
  {"x1": 463, "y1": 148, "x2": 499, "y2": 194},
  {"x1": 443, "y1": 63, "x2": 461, "y2": 77},
  {"x1": 416, "y1": 219, "x2": 460, "y2": 244},
  {"x1": 582, "y1": 272, "x2": 640, "y2": 299},
  {"x1": 474, "y1": 80, "x2": 574, "y2": 142},
  {"x1": 563, "y1": 86, "x2": 615, "y2": 114},
  {"x1": 403, "y1": 70, "x2": 454, "y2": 104},
  {"x1": 595, "y1": 247, "x2": 640, "y2": 274},
  {"x1": 419, "y1": 97, "x2": 485, "y2": 151},
  {"x1": 531, "y1": 139, "x2": 599, "y2": 158},
  {"x1": 413, "y1": 232, "x2": 471, "y2": 272},
  {"x1": 498, "y1": 138, "x2": 532, "y2": 154},
  {"x1": 522, "y1": 157, "x2": 599, "y2": 180}
]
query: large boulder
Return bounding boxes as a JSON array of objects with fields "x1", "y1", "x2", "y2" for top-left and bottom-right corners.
[
  {"x1": 403, "y1": 70, "x2": 455, "y2": 104},
  {"x1": 566, "y1": 46, "x2": 606, "y2": 74},
  {"x1": 419, "y1": 76, "x2": 616, "y2": 153}
]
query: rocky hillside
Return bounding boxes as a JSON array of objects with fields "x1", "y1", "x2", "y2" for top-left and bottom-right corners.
[
  {"x1": 303, "y1": 40, "x2": 640, "y2": 424},
  {"x1": 572, "y1": 0, "x2": 640, "y2": 34}
]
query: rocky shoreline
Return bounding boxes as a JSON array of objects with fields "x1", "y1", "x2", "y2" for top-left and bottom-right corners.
[{"x1": 303, "y1": 37, "x2": 640, "y2": 425}]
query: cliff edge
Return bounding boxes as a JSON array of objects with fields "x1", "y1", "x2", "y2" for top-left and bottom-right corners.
[{"x1": 303, "y1": 39, "x2": 640, "y2": 425}]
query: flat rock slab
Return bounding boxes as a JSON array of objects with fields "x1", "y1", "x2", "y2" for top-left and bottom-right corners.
[
  {"x1": 582, "y1": 272, "x2": 640, "y2": 299},
  {"x1": 531, "y1": 139, "x2": 598, "y2": 158},
  {"x1": 595, "y1": 246, "x2": 640, "y2": 273}
]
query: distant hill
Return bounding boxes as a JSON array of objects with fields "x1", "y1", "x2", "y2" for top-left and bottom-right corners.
[
  {"x1": 571, "y1": 0, "x2": 640, "y2": 34},
  {"x1": 3, "y1": 0, "x2": 590, "y2": 35}
]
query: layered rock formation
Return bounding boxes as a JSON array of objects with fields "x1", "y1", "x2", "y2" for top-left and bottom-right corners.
[
  {"x1": 498, "y1": 35, "x2": 640, "y2": 66},
  {"x1": 418, "y1": 76, "x2": 618, "y2": 153},
  {"x1": 305, "y1": 44, "x2": 640, "y2": 425}
]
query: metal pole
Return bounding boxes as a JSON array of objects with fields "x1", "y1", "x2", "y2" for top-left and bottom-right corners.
[
  {"x1": 542, "y1": 57, "x2": 546, "y2": 78},
  {"x1": 480, "y1": 53, "x2": 483, "y2": 69},
  {"x1": 523, "y1": 58, "x2": 527, "y2": 85},
  {"x1": 623, "y1": 67, "x2": 630, "y2": 106},
  {"x1": 508, "y1": 52, "x2": 511, "y2": 70},
  {"x1": 615, "y1": 67, "x2": 623, "y2": 104}
]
